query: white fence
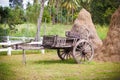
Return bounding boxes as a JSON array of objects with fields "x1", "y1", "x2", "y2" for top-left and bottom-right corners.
[{"x1": 0, "y1": 36, "x2": 44, "y2": 55}]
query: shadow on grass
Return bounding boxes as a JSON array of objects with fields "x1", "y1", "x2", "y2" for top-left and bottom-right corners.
[
  {"x1": 34, "y1": 59, "x2": 76, "y2": 65},
  {"x1": 34, "y1": 59, "x2": 97, "y2": 65}
]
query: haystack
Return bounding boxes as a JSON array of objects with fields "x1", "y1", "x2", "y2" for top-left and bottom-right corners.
[
  {"x1": 71, "y1": 8, "x2": 102, "y2": 52},
  {"x1": 95, "y1": 7, "x2": 120, "y2": 62}
]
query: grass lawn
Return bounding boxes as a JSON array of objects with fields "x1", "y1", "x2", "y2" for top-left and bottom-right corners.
[
  {"x1": 0, "y1": 51, "x2": 120, "y2": 80},
  {"x1": 0, "y1": 23, "x2": 113, "y2": 80}
]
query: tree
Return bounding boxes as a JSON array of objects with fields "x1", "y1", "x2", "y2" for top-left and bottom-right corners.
[
  {"x1": 26, "y1": 4, "x2": 40, "y2": 24},
  {"x1": 90, "y1": 0, "x2": 120, "y2": 25},
  {"x1": 8, "y1": 6, "x2": 24, "y2": 29},
  {"x1": 48, "y1": 0, "x2": 56, "y2": 24},
  {"x1": 0, "y1": 6, "x2": 24, "y2": 29},
  {"x1": 48, "y1": 0, "x2": 62, "y2": 24},
  {"x1": 76, "y1": 0, "x2": 93, "y2": 11},
  {"x1": 34, "y1": 0, "x2": 38, "y2": 4},
  {"x1": 35, "y1": 0, "x2": 45, "y2": 41},
  {"x1": 62, "y1": 0, "x2": 78, "y2": 24}
]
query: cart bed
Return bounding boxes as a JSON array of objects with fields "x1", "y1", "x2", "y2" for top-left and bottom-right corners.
[{"x1": 42, "y1": 35, "x2": 77, "y2": 49}]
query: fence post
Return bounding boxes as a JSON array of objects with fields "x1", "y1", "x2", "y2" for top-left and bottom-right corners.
[
  {"x1": 40, "y1": 37, "x2": 45, "y2": 54},
  {"x1": 41, "y1": 49, "x2": 45, "y2": 54},
  {"x1": 22, "y1": 49, "x2": 26, "y2": 65},
  {"x1": 7, "y1": 36, "x2": 12, "y2": 56},
  {"x1": 22, "y1": 37, "x2": 26, "y2": 42},
  {"x1": 7, "y1": 46, "x2": 12, "y2": 56}
]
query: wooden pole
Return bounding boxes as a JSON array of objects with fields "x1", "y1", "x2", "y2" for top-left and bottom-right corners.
[
  {"x1": 22, "y1": 49, "x2": 26, "y2": 65},
  {"x1": 7, "y1": 36, "x2": 11, "y2": 56}
]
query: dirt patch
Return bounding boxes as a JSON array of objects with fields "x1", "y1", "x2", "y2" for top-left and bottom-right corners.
[{"x1": 95, "y1": 7, "x2": 120, "y2": 62}]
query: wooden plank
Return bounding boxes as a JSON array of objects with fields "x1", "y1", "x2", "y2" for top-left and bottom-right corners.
[
  {"x1": 0, "y1": 42, "x2": 8, "y2": 45},
  {"x1": 28, "y1": 41, "x2": 42, "y2": 44},
  {"x1": 0, "y1": 42, "x2": 24, "y2": 46}
]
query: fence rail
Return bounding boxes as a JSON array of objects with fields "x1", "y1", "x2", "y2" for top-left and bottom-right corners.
[{"x1": 0, "y1": 36, "x2": 44, "y2": 55}]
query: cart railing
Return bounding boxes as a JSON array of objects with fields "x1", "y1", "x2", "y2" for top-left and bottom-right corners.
[
  {"x1": 43, "y1": 35, "x2": 79, "y2": 48},
  {"x1": 43, "y1": 35, "x2": 68, "y2": 48}
]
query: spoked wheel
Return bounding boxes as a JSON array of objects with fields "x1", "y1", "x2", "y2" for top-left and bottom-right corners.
[
  {"x1": 57, "y1": 49, "x2": 73, "y2": 60},
  {"x1": 73, "y1": 40, "x2": 94, "y2": 63}
]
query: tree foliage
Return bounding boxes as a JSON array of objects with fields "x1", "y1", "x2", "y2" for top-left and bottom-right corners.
[
  {"x1": 90, "y1": 0, "x2": 120, "y2": 25},
  {"x1": 0, "y1": 0, "x2": 120, "y2": 26},
  {"x1": 26, "y1": 4, "x2": 40, "y2": 24},
  {"x1": 0, "y1": 6, "x2": 24, "y2": 29},
  {"x1": 8, "y1": 6, "x2": 24, "y2": 29},
  {"x1": 26, "y1": 4, "x2": 51, "y2": 24}
]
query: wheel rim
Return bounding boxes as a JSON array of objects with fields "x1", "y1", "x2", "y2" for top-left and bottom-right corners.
[
  {"x1": 73, "y1": 40, "x2": 94, "y2": 63},
  {"x1": 57, "y1": 49, "x2": 73, "y2": 60}
]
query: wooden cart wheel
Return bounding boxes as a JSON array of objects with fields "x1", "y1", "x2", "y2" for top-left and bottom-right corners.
[
  {"x1": 73, "y1": 40, "x2": 94, "y2": 63},
  {"x1": 57, "y1": 49, "x2": 73, "y2": 60}
]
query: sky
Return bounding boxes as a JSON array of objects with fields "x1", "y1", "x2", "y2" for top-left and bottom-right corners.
[
  {"x1": 0, "y1": 0, "x2": 9, "y2": 7},
  {"x1": 0, "y1": 0, "x2": 48, "y2": 9},
  {"x1": 0, "y1": 0, "x2": 33, "y2": 8},
  {"x1": 23, "y1": 0, "x2": 33, "y2": 9}
]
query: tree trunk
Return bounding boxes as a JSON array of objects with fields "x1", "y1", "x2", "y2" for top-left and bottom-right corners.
[
  {"x1": 66, "y1": 11, "x2": 70, "y2": 24},
  {"x1": 52, "y1": 15, "x2": 55, "y2": 25},
  {"x1": 55, "y1": 0, "x2": 59, "y2": 23},
  {"x1": 72, "y1": 8, "x2": 74, "y2": 23},
  {"x1": 35, "y1": 0, "x2": 45, "y2": 41}
]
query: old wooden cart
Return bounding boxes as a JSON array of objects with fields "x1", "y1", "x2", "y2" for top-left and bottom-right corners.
[{"x1": 42, "y1": 29, "x2": 94, "y2": 64}]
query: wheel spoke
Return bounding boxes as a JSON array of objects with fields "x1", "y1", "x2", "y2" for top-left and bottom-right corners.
[
  {"x1": 63, "y1": 53, "x2": 66, "y2": 58},
  {"x1": 85, "y1": 55, "x2": 89, "y2": 60},
  {"x1": 76, "y1": 47, "x2": 80, "y2": 51},
  {"x1": 69, "y1": 53, "x2": 71, "y2": 58},
  {"x1": 84, "y1": 55, "x2": 86, "y2": 61},
  {"x1": 73, "y1": 40, "x2": 94, "y2": 63},
  {"x1": 87, "y1": 51, "x2": 93, "y2": 58},
  {"x1": 61, "y1": 52, "x2": 64, "y2": 56},
  {"x1": 68, "y1": 53, "x2": 71, "y2": 59},
  {"x1": 76, "y1": 47, "x2": 84, "y2": 53},
  {"x1": 67, "y1": 54, "x2": 69, "y2": 59},
  {"x1": 75, "y1": 52, "x2": 81, "y2": 57},
  {"x1": 79, "y1": 54, "x2": 83, "y2": 62},
  {"x1": 86, "y1": 53, "x2": 91, "y2": 58},
  {"x1": 85, "y1": 50, "x2": 91, "y2": 53},
  {"x1": 57, "y1": 49, "x2": 73, "y2": 60},
  {"x1": 69, "y1": 52, "x2": 73, "y2": 59},
  {"x1": 84, "y1": 45, "x2": 90, "y2": 50}
]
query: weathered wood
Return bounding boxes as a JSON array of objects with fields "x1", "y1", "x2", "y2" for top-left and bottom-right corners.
[
  {"x1": 73, "y1": 40, "x2": 94, "y2": 63},
  {"x1": 0, "y1": 38, "x2": 44, "y2": 55},
  {"x1": 22, "y1": 49, "x2": 26, "y2": 65},
  {"x1": 43, "y1": 35, "x2": 75, "y2": 48}
]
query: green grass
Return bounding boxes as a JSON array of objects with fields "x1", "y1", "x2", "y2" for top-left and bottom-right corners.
[
  {"x1": 96, "y1": 24, "x2": 108, "y2": 40},
  {"x1": 6, "y1": 23, "x2": 72, "y2": 37},
  {"x1": 0, "y1": 52, "x2": 120, "y2": 80},
  {"x1": 1, "y1": 23, "x2": 108, "y2": 40}
]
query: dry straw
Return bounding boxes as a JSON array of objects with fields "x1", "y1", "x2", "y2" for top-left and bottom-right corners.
[
  {"x1": 71, "y1": 8, "x2": 102, "y2": 52},
  {"x1": 96, "y1": 7, "x2": 120, "y2": 62}
]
